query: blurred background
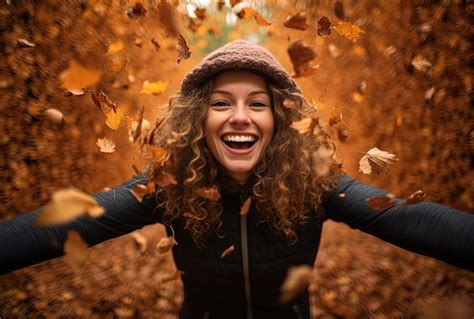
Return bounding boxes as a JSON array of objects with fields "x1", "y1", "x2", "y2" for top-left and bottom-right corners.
[{"x1": 0, "y1": 0, "x2": 472, "y2": 318}]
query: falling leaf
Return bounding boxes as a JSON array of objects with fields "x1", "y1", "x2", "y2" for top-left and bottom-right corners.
[
  {"x1": 240, "y1": 197, "x2": 252, "y2": 215},
  {"x1": 291, "y1": 115, "x2": 319, "y2": 134},
  {"x1": 337, "y1": 128, "x2": 350, "y2": 142},
  {"x1": 129, "y1": 184, "x2": 148, "y2": 203},
  {"x1": 151, "y1": 38, "x2": 160, "y2": 52},
  {"x1": 196, "y1": 186, "x2": 221, "y2": 201},
  {"x1": 107, "y1": 40, "x2": 124, "y2": 55},
  {"x1": 359, "y1": 147, "x2": 399, "y2": 175},
  {"x1": 403, "y1": 190, "x2": 426, "y2": 206},
  {"x1": 134, "y1": 38, "x2": 143, "y2": 47},
  {"x1": 131, "y1": 232, "x2": 147, "y2": 253},
  {"x1": 105, "y1": 108, "x2": 124, "y2": 131},
  {"x1": 412, "y1": 55, "x2": 432, "y2": 73},
  {"x1": 176, "y1": 33, "x2": 191, "y2": 64},
  {"x1": 126, "y1": 2, "x2": 147, "y2": 18},
  {"x1": 60, "y1": 60, "x2": 101, "y2": 91},
  {"x1": 220, "y1": 245, "x2": 235, "y2": 258},
  {"x1": 63, "y1": 88, "x2": 85, "y2": 96},
  {"x1": 37, "y1": 189, "x2": 104, "y2": 225},
  {"x1": 44, "y1": 108, "x2": 64, "y2": 126},
  {"x1": 188, "y1": 19, "x2": 202, "y2": 33},
  {"x1": 132, "y1": 106, "x2": 145, "y2": 142},
  {"x1": 279, "y1": 265, "x2": 313, "y2": 303},
  {"x1": 129, "y1": 118, "x2": 151, "y2": 143},
  {"x1": 236, "y1": 7, "x2": 254, "y2": 19},
  {"x1": 217, "y1": 1, "x2": 225, "y2": 10},
  {"x1": 63, "y1": 230, "x2": 89, "y2": 271},
  {"x1": 155, "y1": 171, "x2": 177, "y2": 187},
  {"x1": 367, "y1": 193, "x2": 397, "y2": 212},
  {"x1": 317, "y1": 16, "x2": 331, "y2": 37},
  {"x1": 311, "y1": 146, "x2": 335, "y2": 177},
  {"x1": 338, "y1": 192, "x2": 346, "y2": 198},
  {"x1": 328, "y1": 110, "x2": 342, "y2": 126},
  {"x1": 96, "y1": 137, "x2": 116, "y2": 153},
  {"x1": 253, "y1": 11, "x2": 271, "y2": 26},
  {"x1": 283, "y1": 12, "x2": 309, "y2": 31},
  {"x1": 159, "y1": 270, "x2": 184, "y2": 283},
  {"x1": 140, "y1": 80, "x2": 169, "y2": 95},
  {"x1": 333, "y1": 21, "x2": 365, "y2": 43},
  {"x1": 230, "y1": 0, "x2": 241, "y2": 7},
  {"x1": 287, "y1": 40, "x2": 318, "y2": 78},
  {"x1": 425, "y1": 86, "x2": 435, "y2": 100},
  {"x1": 334, "y1": 1, "x2": 345, "y2": 20},
  {"x1": 328, "y1": 43, "x2": 341, "y2": 58},
  {"x1": 156, "y1": 236, "x2": 178, "y2": 254},
  {"x1": 17, "y1": 38, "x2": 36, "y2": 47},
  {"x1": 148, "y1": 146, "x2": 168, "y2": 166},
  {"x1": 157, "y1": 1, "x2": 179, "y2": 37},
  {"x1": 194, "y1": 7, "x2": 206, "y2": 19}
]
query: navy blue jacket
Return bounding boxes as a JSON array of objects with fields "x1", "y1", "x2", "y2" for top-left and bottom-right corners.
[{"x1": 1, "y1": 174, "x2": 473, "y2": 319}]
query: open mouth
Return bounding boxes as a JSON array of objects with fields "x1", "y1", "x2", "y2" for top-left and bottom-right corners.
[{"x1": 221, "y1": 135, "x2": 258, "y2": 150}]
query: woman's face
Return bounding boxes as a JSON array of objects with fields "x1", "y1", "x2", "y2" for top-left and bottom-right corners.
[{"x1": 205, "y1": 70, "x2": 274, "y2": 184}]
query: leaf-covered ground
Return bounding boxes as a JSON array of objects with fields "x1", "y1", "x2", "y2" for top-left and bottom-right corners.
[{"x1": 0, "y1": 1, "x2": 472, "y2": 318}]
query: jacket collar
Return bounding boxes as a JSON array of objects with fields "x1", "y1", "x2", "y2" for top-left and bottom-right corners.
[{"x1": 216, "y1": 170, "x2": 257, "y2": 196}]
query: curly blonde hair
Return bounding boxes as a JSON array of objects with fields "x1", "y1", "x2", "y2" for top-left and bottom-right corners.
[{"x1": 145, "y1": 75, "x2": 340, "y2": 246}]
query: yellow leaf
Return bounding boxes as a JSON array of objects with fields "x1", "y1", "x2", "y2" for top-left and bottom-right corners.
[
  {"x1": 107, "y1": 40, "x2": 124, "y2": 55},
  {"x1": 105, "y1": 108, "x2": 123, "y2": 131},
  {"x1": 59, "y1": 60, "x2": 101, "y2": 91},
  {"x1": 37, "y1": 189, "x2": 104, "y2": 226},
  {"x1": 253, "y1": 11, "x2": 271, "y2": 26},
  {"x1": 140, "y1": 80, "x2": 169, "y2": 95},
  {"x1": 333, "y1": 21, "x2": 365, "y2": 43}
]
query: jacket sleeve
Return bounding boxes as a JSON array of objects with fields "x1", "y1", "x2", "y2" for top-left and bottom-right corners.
[
  {"x1": 0, "y1": 174, "x2": 162, "y2": 275},
  {"x1": 321, "y1": 174, "x2": 474, "y2": 271}
]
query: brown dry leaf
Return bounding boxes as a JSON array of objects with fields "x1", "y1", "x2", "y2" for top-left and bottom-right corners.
[
  {"x1": 63, "y1": 230, "x2": 89, "y2": 271},
  {"x1": 196, "y1": 186, "x2": 221, "y2": 201},
  {"x1": 155, "y1": 171, "x2": 177, "y2": 187},
  {"x1": 159, "y1": 270, "x2": 184, "y2": 284},
  {"x1": 96, "y1": 137, "x2": 116, "y2": 153},
  {"x1": 253, "y1": 11, "x2": 271, "y2": 27},
  {"x1": 126, "y1": 2, "x2": 147, "y2": 19},
  {"x1": 151, "y1": 38, "x2": 161, "y2": 52},
  {"x1": 194, "y1": 7, "x2": 206, "y2": 20},
  {"x1": 334, "y1": 1, "x2": 345, "y2": 19},
  {"x1": 333, "y1": 21, "x2": 365, "y2": 43},
  {"x1": 317, "y1": 16, "x2": 332, "y2": 37},
  {"x1": 287, "y1": 40, "x2": 318, "y2": 78},
  {"x1": 105, "y1": 108, "x2": 124, "y2": 131},
  {"x1": 107, "y1": 40, "x2": 124, "y2": 55},
  {"x1": 96, "y1": 90, "x2": 118, "y2": 112},
  {"x1": 156, "y1": 236, "x2": 178, "y2": 254},
  {"x1": 17, "y1": 38, "x2": 36, "y2": 47},
  {"x1": 131, "y1": 232, "x2": 147, "y2": 253},
  {"x1": 140, "y1": 80, "x2": 169, "y2": 95},
  {"x1": 279, "y1": 265, "x2": 313, "y2": 303},
  {"x1": 44, "y1": 108, "x2": 64, "y2": 126},
  {"x1": 176, "y1": 33, "x2": 191, "y2": 64},
  {"x1": 283, "y1": 12, "x2": 309, "y2": 31},
  {"x1": 291, "y1": 115, "x2": 319, "y2": 134},
  {"x1": 367, "y1": 193, "x2": 397, "y2": 212},
  {"x1": 129, "y1": 184, "x2": 148, "y2": 203},
  {"x1": 337, "y1": 128, "x2": 350, "y2": 142},
  {"x1": 403, "y1": 190, "x2": 426, "y2": 206},
  {"x1": 37, "y1": 189, "x2": 104, "y2": 226},
  {"x1": 359, "y1": 147, "x2": 399, "y2": 175},
  {"x1": 59, "y1": 60, "x2": 101, "y2": 91},
  {"x1": 240, "y1": 197, "x2": 252, "y2": 216},
  {"x1": 220, "y1": 245, "x2": 235, "y2": 258},
  {"x1": 311, "y1": 146, "x2": 335, "y2": 177}
]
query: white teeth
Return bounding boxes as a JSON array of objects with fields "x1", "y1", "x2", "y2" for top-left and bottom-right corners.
[{"x1": 222, "y1": 135, "x2": 256, "y2": 142}]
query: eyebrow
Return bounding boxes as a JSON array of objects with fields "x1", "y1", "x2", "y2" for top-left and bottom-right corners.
[{"x1": 210, "y1": 89, "x2": 270, "y2": 97}]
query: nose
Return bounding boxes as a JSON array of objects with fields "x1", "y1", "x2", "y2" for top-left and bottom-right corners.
[{"x1": 228, "y1": 104, "x2": 251, "y2": 126}]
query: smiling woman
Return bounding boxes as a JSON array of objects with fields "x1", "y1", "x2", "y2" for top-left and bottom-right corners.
[{"x1": 0, "y1": 40, "x2": 473, "y2": 319}]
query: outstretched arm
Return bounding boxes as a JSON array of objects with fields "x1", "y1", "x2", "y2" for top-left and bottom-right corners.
[
  {"x1": 322, "y1": 174, "x2": 474, "y2": 271},
  {"x1": 0, "y1": 174, "x2": 161, "y2": 275}
]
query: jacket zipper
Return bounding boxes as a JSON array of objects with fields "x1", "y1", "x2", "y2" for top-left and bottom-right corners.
[
  {"x1": 293, "y1": 305, "x2": 303, "y2": 319},
  {"x1": 240, "y1": 195, "x2": 253, "y2": 319}
]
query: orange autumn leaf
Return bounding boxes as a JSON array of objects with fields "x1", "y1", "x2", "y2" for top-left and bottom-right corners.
[
  {"x1": 156, "y1": 236, "x2": 178, "y2": 254},
  {"x1": 107, "y1": 40, "x2": 124, "y2": 55},
  {"x1": 220, "y1": 245, "x2": 235, "y2": 258},
  {"x1": 105, "y1": 108, "x2": 123, "y2": 131},
  {"x1": 60, "y1": 60, "x2": 101, "y2": 91},
  {"x1": 283, "y1": 12, "x2": 309, "y2": 31},
  {"x1": 140, "y1": 80, "x2": 169, "y2": 95},
  {"x1": 367, "y1": 193, "x2": 398, "y2": 212},
  {"x1": 333, "y1": 21, "x2": 365, "y2": 43},
  {"x1": 129, "y1": 184, "x2": 148, "y2": 203},
  {"x1": 403, "y1": 190, "x2": 426, "y2": 206},
  {"x1": 236, "y1": 7, "x2": 254, "y2": 20},
  {"x1": 148, "y1": 146, "x2": 168, "y2": 166},
  {"x1": 63, "y1": 230, "x2": 89, "y2": 271},
  {"x1": 240, "y1": 197, "x2": 252, "y2": 216},
  {"x1": 196, "y1": 186, "x2": 221, "y2": 201},
  {"x1": 253, "y1": 11, "x2": 271, "y2": 26}
]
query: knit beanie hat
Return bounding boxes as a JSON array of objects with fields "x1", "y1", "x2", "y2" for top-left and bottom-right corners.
[{"x1": 180, "y1": 40, "x2": 302, "y2": 96}]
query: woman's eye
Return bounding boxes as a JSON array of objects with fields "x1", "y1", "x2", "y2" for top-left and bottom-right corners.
[
  {"x1": 211, "y1": 101, "x2": 229, "y2": 107},
  {"x1": 251, "y1": 102, "x2": 267, "y2": 107}
]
